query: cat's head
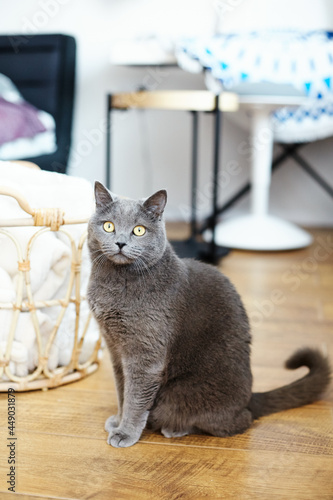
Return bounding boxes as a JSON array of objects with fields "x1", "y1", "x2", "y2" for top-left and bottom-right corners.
[{"x1": 88, "y1": 181, "x2": 167, "y2": 268}]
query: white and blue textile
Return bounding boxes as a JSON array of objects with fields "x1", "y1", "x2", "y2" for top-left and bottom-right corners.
[
  {"x1": 272, "y1": 98, "x2": 333, "y2": 143},
  {"x1": 177, "y1": 30, "x2": 333, "y2": 143}
]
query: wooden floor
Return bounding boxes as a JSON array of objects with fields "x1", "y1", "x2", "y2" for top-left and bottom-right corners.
[{"x1": 0, "y1": 226, "x2": 332, "y2": 500}]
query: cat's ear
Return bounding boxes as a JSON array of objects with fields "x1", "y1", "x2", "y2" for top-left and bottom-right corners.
[
  {"x1": 94, "y1": 181, "x2": 113, "y2": 208},
  {"x1": 143, "y1": 190, "x2": 167, "y2": 218}
]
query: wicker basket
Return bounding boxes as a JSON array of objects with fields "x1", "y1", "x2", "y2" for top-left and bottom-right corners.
[{"x1": 0, "y1": 166, "x2": 102, "y2": 391}]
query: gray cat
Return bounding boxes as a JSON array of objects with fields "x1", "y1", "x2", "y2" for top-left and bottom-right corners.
[{"x1": 87, "y1": 181, "x2": 331, "y2": 448}]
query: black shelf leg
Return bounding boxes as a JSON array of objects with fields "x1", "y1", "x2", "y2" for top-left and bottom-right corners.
[
  {"x1": 106, "y1": 94, "x2": 111, "y2": 190},
  {"x1": 190, "y1": 110, "x2": 199, "y2": 239},
  {"x1": 199, "y1": 96, "x2": 229, "y2": 264}
]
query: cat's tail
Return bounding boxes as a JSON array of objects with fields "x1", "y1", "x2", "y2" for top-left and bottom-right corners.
[{"x1": 248, "y1": 348, "x2": 331, "y2": 419}]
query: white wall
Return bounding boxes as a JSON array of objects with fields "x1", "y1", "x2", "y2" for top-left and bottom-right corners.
[
  {"x1": 1, "y1": 0, "x2": 332, "y2": 226},
  {"x1": 217, "y1": 0, "x2": 333, "y2": 32}
]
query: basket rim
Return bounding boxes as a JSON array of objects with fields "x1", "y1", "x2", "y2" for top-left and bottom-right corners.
[
  {"x1": 0, "y1": 185, "x2": 90, "y2": 228},
  {"x1": 0, "y1": 361, "x2": 100, "y2": 392}
]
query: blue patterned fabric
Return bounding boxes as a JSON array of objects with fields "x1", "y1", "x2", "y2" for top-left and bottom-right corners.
[
  {"x1": 272, "y1": 99, "x2": 333, "y2": 143},
  {"x1": 177, "y1": 30, "x2": 333, "y2": 99},
  {"x1": 177, "y1": 30, "x2": 333, "y2": 142}
]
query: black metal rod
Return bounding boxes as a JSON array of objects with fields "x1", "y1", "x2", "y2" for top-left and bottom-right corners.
[
  {"x1": 210, "y1": 96, "x2": 221, "y2": 263},
  {"x1": 290, "y1": 150, "x2": 333, "y2": 198},
  {"x1": 217, "y1": 184, "x2": 251, "y2": 216},
  {"x1": 106, "y1": 94, "x2": 111, "y2": 189},
  {"x1": 200, "y1": 143, "x2": 302, "y2": 232},
  {"x1": 190, "y1": 111, "x2": 199, "y2": 238}
]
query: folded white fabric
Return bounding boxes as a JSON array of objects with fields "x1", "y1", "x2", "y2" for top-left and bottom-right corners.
[
  {"x1": 0, "y1": 161, "x2": 100, "y2": 377},
  {"x1": 0, "y1": 267, "x2": 57, "y2": 377},
  {"x1": 0, "y1": 226, "x2": 71, "y2": 301},
  {"x1": 0, "y1": 161, "x2": 94, "y2": 219}
]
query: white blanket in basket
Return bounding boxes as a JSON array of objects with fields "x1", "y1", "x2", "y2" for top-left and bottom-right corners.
[{"x1": 0, "y1": 161, "x2": 101, "y2": 377}]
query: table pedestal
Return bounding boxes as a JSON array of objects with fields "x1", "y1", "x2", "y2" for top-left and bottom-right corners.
[
  {"x1": 212, "y1": 214, "x2": 312, "y2": 251},
  {"x1": 204, "y1": 98, "x2": 313, "y2": 250}
]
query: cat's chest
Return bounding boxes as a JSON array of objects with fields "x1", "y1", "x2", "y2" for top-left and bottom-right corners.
[{"x1": 89, "y1": 274, "x2": 161, "y2": 325}]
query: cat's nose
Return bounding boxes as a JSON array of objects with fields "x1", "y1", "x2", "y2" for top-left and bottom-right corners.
[{"x1": 116, "y1": 242, "x2": 127, "y2": 249}]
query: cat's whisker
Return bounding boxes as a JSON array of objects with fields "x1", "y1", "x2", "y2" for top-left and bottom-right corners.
[
  {"x1": 91, "y1": 253, "x2": 108, "y2": 274},
  {"x1": 89, "y1": 248, "x2": 103, "y2": 254},
  {"x1": 90, "y1": 252, "x2": 104, "y2": 265},
  {"x1": 133, "y1": 255, "x2": 151, "y2": 280},
  {"x1": 135, "y1": 255, "x2": 150, "y2": 281},
  {"x1": 137, "y1": 255, "x2": 155, "y2": 281},
  {"x1": 133, "y1": 259, "x2": 146, "y2": 284}
]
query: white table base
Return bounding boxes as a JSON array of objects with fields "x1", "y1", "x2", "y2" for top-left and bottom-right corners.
[
  {"x1": 206, "y1": 214, "x2": 312, "y2": 251},
  {"x1": 204, "y1": 96, "x2": 313, "y2": 251}
]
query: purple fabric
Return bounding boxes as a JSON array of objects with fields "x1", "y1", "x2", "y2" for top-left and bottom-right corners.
[{"x1": 0, "y1": 97, "x2": 47, "y2": 146}]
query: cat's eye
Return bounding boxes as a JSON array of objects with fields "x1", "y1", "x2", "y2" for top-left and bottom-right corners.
[
  {"x1": 103, "y1": 221, "x2": 115, "y2": 233},
  {"x1": 133, "y1": 225, "x2": 146, "y2": 236}
]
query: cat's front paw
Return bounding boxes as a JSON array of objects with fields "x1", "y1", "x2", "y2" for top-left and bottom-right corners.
[
  {"x1": 107, "y1": 429, "x2": 140, "y2": 448},
  {"x1": 105, "y1": 415, "x2": 121, "y2": 432}
]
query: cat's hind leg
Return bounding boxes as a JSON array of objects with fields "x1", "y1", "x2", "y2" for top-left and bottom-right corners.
[
  {"x1": 148, "y1": 376, "x2": 252, "y2": 440},
  {"x1": 147, "y1": 397, "x2": 195, "y2": 439},
  {"x1": 196, "y1": 407, "x2": 253, "y2": 437},
  {"x1": 161, "y1": 427, "x2": 192, "y2": 438},
  {"x1": 147, "y1": 413, "x2": 192, "y2": 438}
]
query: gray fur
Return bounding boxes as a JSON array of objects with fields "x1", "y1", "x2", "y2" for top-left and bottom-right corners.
[{"x1": 87, "y1": 182, "x2": 331, "y2": 448}]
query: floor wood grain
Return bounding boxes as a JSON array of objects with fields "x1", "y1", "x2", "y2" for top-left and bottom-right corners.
[{"x1": 0, "y1": 227, "x2": 332, "y2": 499}]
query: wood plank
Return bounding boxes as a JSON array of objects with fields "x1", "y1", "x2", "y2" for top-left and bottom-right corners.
[
  {"x1": 1, "y1": 354, "x2": 330, "y2": 456},
  {"x1": 0, "y1": 431, "x2": 332, "y2": 500},
  {"x1": 10, "y1": 387, "x2": 333, "y2": 455},
  {"x1": 0, "y1": 494, "x2": 72, "y2": 500}
]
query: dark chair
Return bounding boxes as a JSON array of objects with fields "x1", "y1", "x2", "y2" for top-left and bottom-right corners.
[{"x1": 0, "y1": 34, "x2": 76, "y2": 173}]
